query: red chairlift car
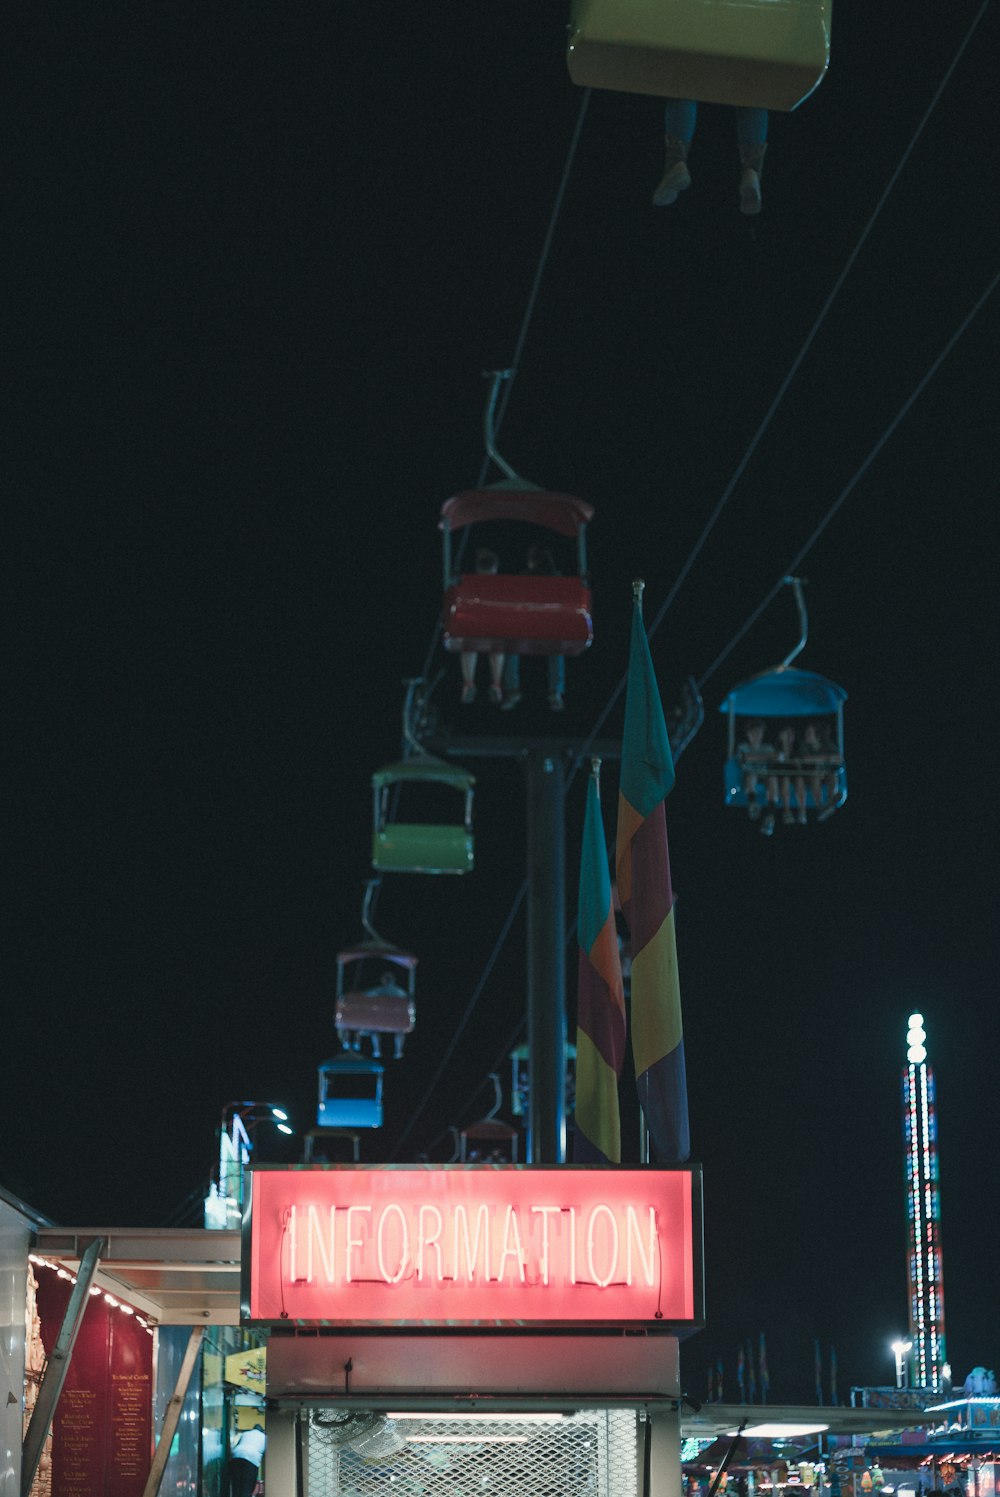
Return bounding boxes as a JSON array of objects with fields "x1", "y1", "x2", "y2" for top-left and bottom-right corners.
[{"x1": 440, "y1": 484, "x2": 595, "y2": 658}]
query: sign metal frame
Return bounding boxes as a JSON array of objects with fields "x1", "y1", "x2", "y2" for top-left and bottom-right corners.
[{"x1": 241, "y1": 1163, "x2": 704, "y2": 1335}]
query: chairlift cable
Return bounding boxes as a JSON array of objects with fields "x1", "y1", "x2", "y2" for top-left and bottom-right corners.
[
  {"x1": 388, "y1": 879, "x2": 528, "y2": 1160},
  {"x1": 386, "y1": 0, "x2": 991, "y2": 1151},
  {"x1": 416, "y1": 87, "x2": 592, "y2": 688},
  {"x1": 696, "y1": 268, "x2": 999, "y2": 693},
  {"x1": 368, "y1": 88, "x2": 591, "y2": 938},
  {"x1": 392, "y1": 261, "x2": 999, "y2": 1158},
  {"x1": 637, "y1": 0, "x2": 992, "y2": 654},
  {"x1": 563, "y1": 0, "x2": 993, "y2": 791}
]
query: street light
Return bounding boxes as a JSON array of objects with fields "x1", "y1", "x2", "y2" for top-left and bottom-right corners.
[
  {"x1": 205, "y1": 1101, "x2": 295, "y2": 1230},
  {"x1": 891, "y1": 1339, "x2": 912, "y2": 1390}
]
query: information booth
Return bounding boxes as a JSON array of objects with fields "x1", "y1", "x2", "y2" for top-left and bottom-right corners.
[{"x1": 243, "y1": 1164, "x2": 704, "y2": 1497}]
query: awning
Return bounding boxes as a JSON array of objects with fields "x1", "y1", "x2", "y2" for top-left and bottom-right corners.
[{"x1": 34, "y1": 1227, "x2": 242, "y2": 1325}]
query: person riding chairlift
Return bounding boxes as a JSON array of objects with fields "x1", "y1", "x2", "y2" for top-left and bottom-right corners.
[{"x1": 460, "y1": 547, "x2": 505, "y2": 705}]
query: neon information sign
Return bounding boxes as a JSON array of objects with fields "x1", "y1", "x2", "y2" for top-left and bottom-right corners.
[{"x1": 245, "y1": 1166, "x2": 701, "y2": 1328}]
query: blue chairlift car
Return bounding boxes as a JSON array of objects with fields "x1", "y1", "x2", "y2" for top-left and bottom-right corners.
[
  {"x1": 316, "y1": 1055, "x2": 384, "y2": 1130},
  {"x1": 720, "y1": 578, "x2": 847, "y2": 828}
]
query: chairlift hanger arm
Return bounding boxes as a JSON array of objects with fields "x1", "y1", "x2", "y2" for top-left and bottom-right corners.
[
  {"x1": 482, "y1": 369, "x2": 529, "y2": 485},
  {"x1": 780, "y1": 576, "x2": 809, "y2": 669}
]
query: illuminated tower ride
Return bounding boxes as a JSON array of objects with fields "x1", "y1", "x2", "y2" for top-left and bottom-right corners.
[{"x1": 902, "y1": 1012, "x2": 946, "y2": 1390}]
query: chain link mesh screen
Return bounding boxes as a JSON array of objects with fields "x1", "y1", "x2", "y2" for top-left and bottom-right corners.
[{"x1": 305, "y1": 1407, "x2": 640, "y2": 1497}]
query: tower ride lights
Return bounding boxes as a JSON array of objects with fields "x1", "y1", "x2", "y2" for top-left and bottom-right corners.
[{"x1": 902, "y1": 1012, "x2": 945, "y2": 1390}]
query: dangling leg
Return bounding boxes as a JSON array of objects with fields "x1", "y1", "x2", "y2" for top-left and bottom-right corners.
[
  {"x1": 736, "y1": 107, "x2": 768, "y2": 215},
  {"x1": 547, "y1": 653, "x2": 565, "y2": 712},
  {"x1": 653, "y1": 100, "x2": 696, "y2": 206},
  {"x1": 487, "y1": 651, "x2": 505, "y2": 705},
  {"x1": 794, "y1": 774, "x2": 808, "y2": 825},
  {"x1": 501, "y1": 654, "x2": 522, "y2": 711},
  {"x1": 460, "y1": 650, "x2": 477, "y2": 704}
]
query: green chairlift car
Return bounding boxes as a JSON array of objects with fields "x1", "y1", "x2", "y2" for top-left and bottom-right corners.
[{"x1": 371, "y1": 756, "x2": 475, "y2": 875}]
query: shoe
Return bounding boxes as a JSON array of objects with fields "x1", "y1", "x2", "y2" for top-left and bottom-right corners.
[
  {"x1": 652, "y1": 136, "x2": 692, "y2": 207},
  {"x1": 748, "y1": 802, "x2": 761, "y2": 821},
  {"x1": 460, "y1": 682, "x2": 476, "y2": 705},
  {"x1": 488, "y1": 683, "x2": 503, "y2": 705},
  {"x1": 501, "y1": 689, "x2": 522, "y2": 712},
  {"x1": 782, "y1": 809, "x2": 795, "y2": 826},
  {"x1": 548, "y1": 691, "x2": 565, "y2": 712},
  {"x1": 761, "y1": 814, "x2": 775, "y2": 837},
  {"x1": 738, "y1": 141, "x2": 766, "y2": 216},
  {"x1": 739, "y1": 168, "x2": 762, "y2": 215},
  {"x1": 797, "y1": 810, "x2": 807, "y2": 825}
]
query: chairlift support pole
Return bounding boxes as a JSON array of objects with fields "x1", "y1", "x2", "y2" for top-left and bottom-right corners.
[
  {"x1": 525, "y1": 746, "x2": 566, "y2": 1163},
  {"x1": 431, "y1": 735, "x2": 621, "y2": 1165}
]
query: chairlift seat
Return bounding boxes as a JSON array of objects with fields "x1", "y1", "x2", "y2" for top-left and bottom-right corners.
[
  {"x1": 373, "y1": 822, "x2": 474, "y2": 875},
  {"x1": 459, "y1": 1117, "x2": 520, "y2": 1163},
  {"x1": 724, "y1": 754, "x2": 847, "y2": 811},
  {"x1": 443, "y1": 573, "x2": 594, "y2": 656},
  {"x1": 336, "y1": 989, "x2": 416, "y2": 1036},
  {"x1": 567, "y1": 0, "x2": 832, "y2": 112}
]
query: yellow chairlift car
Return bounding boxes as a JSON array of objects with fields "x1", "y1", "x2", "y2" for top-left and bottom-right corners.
[{"x1": 567, "y1": 0, "x2": 831, "y2": 112}]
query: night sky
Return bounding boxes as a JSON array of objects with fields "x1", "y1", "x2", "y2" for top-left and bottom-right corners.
[{"x1": 8, "y1": 2, "x2": 998, "y2": 1407}]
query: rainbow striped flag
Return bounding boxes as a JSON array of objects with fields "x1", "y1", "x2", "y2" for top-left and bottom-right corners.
[
  {"x1": 573, "y1": 763, "x2": 626, "y2": 1163},
  {"x1": 615, "y1": 589, "x2": 690, "y2": 1164}
]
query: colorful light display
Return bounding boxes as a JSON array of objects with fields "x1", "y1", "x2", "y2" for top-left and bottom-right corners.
[{"x1": 902, "y1": 1012, "x2": 945, "y2": 1389}]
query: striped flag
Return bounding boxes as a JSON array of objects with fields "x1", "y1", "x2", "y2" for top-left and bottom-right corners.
[
  {"x1": 573, "y1": 760, "x2": 626, "y2": 1163},
  {"x1": 615, "y1": 584, "x2": 689, "y2": 1163}
]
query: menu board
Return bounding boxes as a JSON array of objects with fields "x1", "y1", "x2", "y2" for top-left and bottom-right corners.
[{"x1": 34, "y1": 1270, "x2": 153, "y2": 1497}]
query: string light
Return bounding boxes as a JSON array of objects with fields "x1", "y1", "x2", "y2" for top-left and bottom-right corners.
[{"x1": 30, "y1": 1257, "x2": 154, "y2": 1335}]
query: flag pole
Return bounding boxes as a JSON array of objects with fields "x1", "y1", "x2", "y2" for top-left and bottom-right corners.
[{"x1": 632, "y1": 578, "x2": 650, "y2": 1165}]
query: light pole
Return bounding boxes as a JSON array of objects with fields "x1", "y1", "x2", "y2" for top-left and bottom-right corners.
[
  {"x1": 891, "y1": 1340, "x2": 912, "y2": 1390},
  {"x1": 205, "y1": 1102, "x2": 294, "y2": 1229}
]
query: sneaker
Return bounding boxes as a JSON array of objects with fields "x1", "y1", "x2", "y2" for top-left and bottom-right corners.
[
  {"x1": 460, "y1": 682, "x2": 476, "y2": 705},
  {"x1": 548, "y1": 691, "x2": 565, "y2": 712},
  {"x1": 652, "y1": 160, "x2": 692, "y2": 208},
  {"x1": 761, "y1": 814, "x2": 775, "y2": 837},
  {"x1": 739, "y1": 168, "x2": 762, "y2": 216},
  {"x1": 500, "y1": 689, "x2": 522, "y2": 712},
  {"x1": 488, "y1": 683, "x2": 503, "y2": 705}
]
